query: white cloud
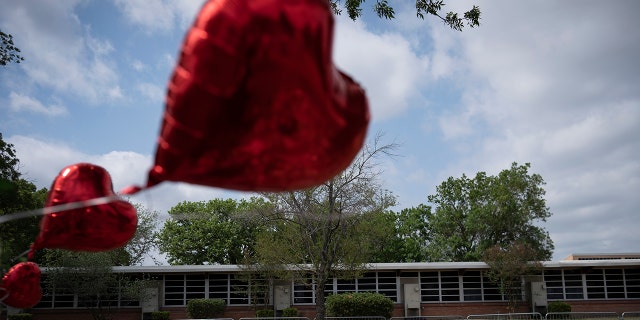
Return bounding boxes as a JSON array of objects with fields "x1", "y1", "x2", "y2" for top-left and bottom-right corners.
[
  {"x1": 113, "y1": 0, "x2": 205, "y2": 32},
  {"x1": 334, "y1": 16, "x2": 430, "y2": 120},
  {"x1": 7, "y1": 135, "x2": 251, "y2": 216},
  {"x1": 137, "y1": 82, "x2": 164, "y2": 103},
  {"x1": 9, "y1": 92, "x2": 67, "y2": 116},
  {"x1": 0, "y1": 1, "x2": 122, "y2": 104},
  {"x1": 131, "y1": 60, "x2": 146, "y2": 72},
  {"x1": 430, "y1": 0, "x2": 640, "y2": 259},
  {"x1": 113, "y1": 0, "x2": 175, "y2": 32}
]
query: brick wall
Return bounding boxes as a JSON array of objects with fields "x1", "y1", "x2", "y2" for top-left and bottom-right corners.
[
  {"x1": 561, "y1": 300, "x2": 640, "y2": 314},
  {"x1": 20, "y1": 300, "x2": 640, "y2": 320}
]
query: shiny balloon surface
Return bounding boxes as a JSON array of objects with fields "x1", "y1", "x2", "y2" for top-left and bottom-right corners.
[
  {"x1": 31, "y1": 163, "x2": 138, "y2": 253},
  {"x1": 148, "y1": 0, "x2": 370, "y2": 191},
  {"x1": 0, "y1": 262, "x2": 42, "y2": 309}
]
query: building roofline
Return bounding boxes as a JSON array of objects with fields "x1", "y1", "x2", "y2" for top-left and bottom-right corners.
[{"x1": 105, "y1": 259, "x2": 640, "y2": 274}]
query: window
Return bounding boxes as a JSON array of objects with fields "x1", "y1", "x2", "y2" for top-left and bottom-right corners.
[
  {"x1": 209, "y1": 274, "x2": 230, "y2": 301},
  {"x1": 482, "y1": 274, "x2": 503, "y2": 301},
  {"x1": 293, "y1": 276, "x2": 314, "y2": 305},
  {"x1": 420, "y1": 271, "x2": 440, "y2": 302},
  {"x1": 357, "y1": 273, "x2": 377, "y2": 292},
  {"x1": 546, "y1": 268, "x2": 640, "y2": 301},
  {"x1": 585, "y1": 270, "x2": 605, "y2": 299},
  {"x1": 563, "y1": 269, "x2": 584, "y2": 299},
  {"x1": 605, "y1": 269, "x2": 625, "y2": 299},
  {"x1": 544, "y1": 269, "x2": 564, "y2": 300},
  {"x1": 420, "y1": 271, "x2": 461, "y2": 302},
  {"x1": 377, "y1": 272, "x2": 398, "y2": 301},
  {"x1": 462, "y1": 271, "x2": 482, "y2": 301},
  {"x1": 545, "y1": 269, "x2": 584, "y2": 300},
  {"x1": 336, "y1": 278, "x2": 356, "y2": 294},
  {"x1": 441, "y1": 271, "x2": 461, "y2": 301},
  {"x1": 320, "y1": 272, "x2": 398, "y2": 302},
  {"x1": 34, "y1": 275, "x2": 141, "y2": 309},
  {"x1": 208, "y1": 274, "x2": 251, "y2": 305},
  {"x1": 164, "y1": 274, "x2": 187, "y2": 306},
  {"x1": 626, "y1": 268, "x2": 640, "y2": 298}
]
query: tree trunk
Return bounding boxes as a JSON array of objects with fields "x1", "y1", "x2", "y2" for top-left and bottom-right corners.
[{"x1": 314, "y1": 269, "x2": 327, "y2": 320}]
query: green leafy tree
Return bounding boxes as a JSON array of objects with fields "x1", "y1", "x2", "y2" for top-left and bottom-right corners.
[
  {"x1": 127, "y1": 204, "x2": 160, "y2": 265},
  {"x1": 483, "y1": 243, "x2": 544, "y2": 312},
  {"x1": 157, "y1": 198, "x2": 263, "y2": 265},
  {"x1": 370, "y1": 204, "x2": 431, "y2": 263},
  {"x1": 0, "y1": 133, "x2": 48, "y2": 270},
  {"x1": 245, "y1": 136, "x2": 398, "y2": 320},
  {"x1": 426, "y1": 162, "x2": 554, "y2": 262},
  {"x1": 0, "y1": 133, "x2": 20, "y2": 181},
  {"x1": 1, "y1": 30, "x2": 24, "y2": 66},
  {"x1": 329, "y1": 0, "x2": 481, "y2": 31}
]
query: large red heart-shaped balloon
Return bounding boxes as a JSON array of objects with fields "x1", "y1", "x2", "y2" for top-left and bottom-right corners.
[
  {"x1": 0, "y1": 262, "x2": 42, "y2": 309},
  {"x1": 146, "y1": 0, "x2": 369, "y2": 192},
  {"x1": 30, "y1": 163, "x2": 138, "y2": 253}
]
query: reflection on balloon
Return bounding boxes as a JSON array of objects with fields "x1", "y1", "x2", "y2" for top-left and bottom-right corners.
[{"x1": 146, "y1": 0, "x2": 370, "y2": 192}]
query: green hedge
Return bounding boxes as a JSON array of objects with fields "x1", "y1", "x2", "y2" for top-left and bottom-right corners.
[
  {"x1": 256, "y1": 309, "x2": 275, "y2": 317},
  {"x1": 326, "y1": 292, "x2": 394, "y2": 319},
  {"x1": 547, "y1": 301, "x2": 571, "y2": 313},
  {"x1": 187, "y1": 298, "x2": 226, "y2": 319},
  {"x1": 8, "y1": 314, "x2": 33, "y2": 320},
  {"x1": 150, "y1": 311, "x2": 171, "y2": 320},
  {"x1": 282, "y1": 307, "x2": 299, "y2": 317}
]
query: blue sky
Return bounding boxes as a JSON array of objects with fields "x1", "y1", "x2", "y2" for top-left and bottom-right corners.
[{"x1": 1, "y1": 0, "x2": 639, "y2": 263}]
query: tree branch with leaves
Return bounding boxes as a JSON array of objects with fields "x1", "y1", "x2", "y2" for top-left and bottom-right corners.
[
  {"x1": 243, "y1": 133, "x2": 398, "y2": 320},
  {"x1": 0, "y1": 30, "x2": 24, "y2": 67},
  {"x1": 329, "y1": 0, "x2": 480, "y2": 31}
]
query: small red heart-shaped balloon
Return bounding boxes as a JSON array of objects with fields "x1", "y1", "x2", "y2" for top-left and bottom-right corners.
[
  {"x1": 146, "y1": 0, "x2": 369, "y2": 192},
  {"x1": 30, "y1": 163, "x2": 138, "y2": 253},
  {"x1": 0, "y1": 262, "x2": 42, "y2": 309}
]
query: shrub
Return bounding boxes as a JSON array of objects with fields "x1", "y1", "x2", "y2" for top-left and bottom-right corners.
[
  {"x1": 282, "y1": 307, "x2": 299, "y2": 317},
  {"x1": 151, "y1": 311, "x2": 171, "y2": 320},
  {"x1": 187, "y1": 298, "x2": 226, "y2": 319},
  {"x1": 8, "y1": 314, "x2": 33, "y2": 320},
  {"x1": 326, "y1": 292, "x2": 394, "y2": 319},
  {"x1": 547, "y1": 301, "x2": 572, "y2": 313},
  {"x1": 256, "y1": 309, "x2": 275, "y2": 317}
]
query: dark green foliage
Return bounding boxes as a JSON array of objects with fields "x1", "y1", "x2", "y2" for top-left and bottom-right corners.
[
  {"x1": 256, "y1": 309, "x2": 275, "y2": 318},
  {"x1": 547, "y1": 301, "x2": 572, "y2": 313},
  {"x1": 150, "y1": 311, "x2": 171, "y2": 320},
  {"x1": 186, "y1": 298, "x2": 226, "y2": 319},
  {"x1": 426, "y1": 162, "x2": 554, "y2": 262},
  {"x1": 0, "y1": 133, "x2": 47, "y2": 270},
  {"x1": 158, "y1": 198, "x2": 263, "y2": 265},
  {"x1": 326, "y1": 292, "x2": 394, "y2": 319},
  {"x1": 0, "y1": 133, "x2": 20, "y2": 181},
  {"x1": 282, "y1": 308, "x2": 298, "y2": 317},
  {"x1": 370, "y1": 205, "x2": 431, "y2": 263},
  {"x1": 0, "y1": 31, "x2": 24, "y2": 66},
  {"x1": 8, "y1": 314, "x2": 33, "y2": 320}
]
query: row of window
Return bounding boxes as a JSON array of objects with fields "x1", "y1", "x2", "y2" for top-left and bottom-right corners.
[
  {"x1": 545, "y1": 268, "x2": 640, "y2": 300},
  {"x1": 32, "y1": 267, "x2": 640, "y2": 309},
  {"x1": 35, "y1": 280, "x2": 140, "y2": 309},
  {"x1": 161, "y1": 268, "x2": 640, "y2": 306}
]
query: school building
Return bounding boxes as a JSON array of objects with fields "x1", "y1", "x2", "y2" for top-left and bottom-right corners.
[{"x1": 16, "y1": 254, "x2": 640, "y2": 320}]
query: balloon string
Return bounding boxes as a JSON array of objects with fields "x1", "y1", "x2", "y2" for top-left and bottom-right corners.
[
  {"x1": 0, "y1": 194, "x2": 122, "y2": 225},
  {"x1": 0, "y1": 185, "x2": 150, "y2": 225},
  {"x1": 9, "y1": 249, "x2": 31, "y2": 264}
]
